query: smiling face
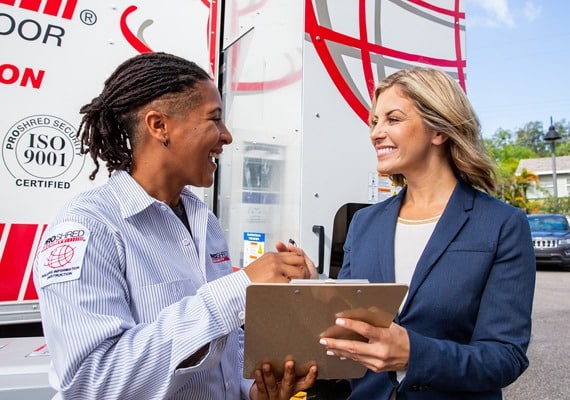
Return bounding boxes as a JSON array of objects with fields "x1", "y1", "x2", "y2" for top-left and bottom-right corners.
[
  {"x1": 369, "y1": 85, "x2": 441, "y2": 179},
  {"x1": 164, "y1": 80, "x2": 232, "y2": 188}
]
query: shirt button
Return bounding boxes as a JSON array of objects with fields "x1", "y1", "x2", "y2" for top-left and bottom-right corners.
[
  {"x1": 225, "y1": 381, "x2": 230, "y2": 390},
  {"x1": 238, "y1": 311, "x2": 245, "y2": 320},
  {"x1": 160, "y1": 205, "x2": 167, "y2": 211},
  {"x1": 182, "y1": 238, "x2": 190, "y2": 246}
]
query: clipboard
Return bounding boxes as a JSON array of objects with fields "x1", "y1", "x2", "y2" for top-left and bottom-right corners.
[{"x1": 243, "y1": 282, "x2": 408, "y2": 380}]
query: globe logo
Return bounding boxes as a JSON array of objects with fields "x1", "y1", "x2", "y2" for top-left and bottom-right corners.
[
  {"x1": 305, "y1": 1, "x2": 466, "y2": 124},
  {"x1": 46, "y1": 244, "x2": 75, "y2": 269}
]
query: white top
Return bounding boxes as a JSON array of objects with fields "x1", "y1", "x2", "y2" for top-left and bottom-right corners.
[
  {"x1": 393, "y1": 215, "x2": 440, "y2": 388},
  {"x1": 394, "y1": 215, "x2": 440, "y2": 305}
]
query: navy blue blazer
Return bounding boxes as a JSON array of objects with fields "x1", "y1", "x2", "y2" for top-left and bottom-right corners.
[{"x1": 338, "y1": 180, "x2": 536, "y2": 399}]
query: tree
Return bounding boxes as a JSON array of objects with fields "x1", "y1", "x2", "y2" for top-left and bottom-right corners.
[
  {"x1": 484, "y1": 136, "x2": 538, "y2": 207},
  {"x1": 510, "y1": 168, "x2": 540, "y2": 212},
  {"x1": 482, "y1": 119, "x2": 570, "y2": 213},
  {"x1": 514, "y1": 121, "x2": 546, "y2": 155}
]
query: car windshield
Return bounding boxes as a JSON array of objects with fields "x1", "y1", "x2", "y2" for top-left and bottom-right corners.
[{"x1": 527, "y1": 216, "x2": 569, "y2": 232}]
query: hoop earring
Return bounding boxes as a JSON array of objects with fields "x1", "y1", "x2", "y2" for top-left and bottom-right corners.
[{"x1": 163, "y1": 136, "x2": 169, "y2": 147}]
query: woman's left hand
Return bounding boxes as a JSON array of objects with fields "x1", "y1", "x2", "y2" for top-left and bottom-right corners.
[
  {"x1": 319, "y1": 318, "x2": 410, "y2": 373},
  {"x1": 250, "y1": 360, "x2": 317, "y2": 400}
]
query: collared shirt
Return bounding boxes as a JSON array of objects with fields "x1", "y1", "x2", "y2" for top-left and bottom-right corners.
[{"x1": 34, "y1": 170, "x2": 253, "y2": 399}]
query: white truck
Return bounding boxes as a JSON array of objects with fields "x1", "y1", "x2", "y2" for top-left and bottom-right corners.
[{"x1": 0, "y1": 0, "x2": 466, "y2": 397}]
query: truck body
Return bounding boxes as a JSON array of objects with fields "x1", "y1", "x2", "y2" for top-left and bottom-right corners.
[{"x1": 0, "y1": 0, "x2": 465, "y2": 397}]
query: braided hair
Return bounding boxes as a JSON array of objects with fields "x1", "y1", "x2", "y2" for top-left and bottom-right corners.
[{"x1": 78, "y1": 52, "x2": 211, "y2": 180}]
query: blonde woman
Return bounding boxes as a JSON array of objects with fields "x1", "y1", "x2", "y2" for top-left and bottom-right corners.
[{"x1": 320, "y1": 68, "x2": 535, "y2": 400}]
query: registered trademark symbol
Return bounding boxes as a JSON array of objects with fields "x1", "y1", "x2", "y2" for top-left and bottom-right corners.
[{"x1": 80, "y1": 9, "x2": 97, "y2": 25}]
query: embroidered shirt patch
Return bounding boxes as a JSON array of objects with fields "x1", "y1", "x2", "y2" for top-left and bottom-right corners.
[{"x1": 35, "y1": 222, "x2": 90, "y2": 288}]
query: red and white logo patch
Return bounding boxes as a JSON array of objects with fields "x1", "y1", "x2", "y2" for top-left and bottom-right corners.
[{"x1": 35, "y1": 221, "x2": 90, "y2": 288}]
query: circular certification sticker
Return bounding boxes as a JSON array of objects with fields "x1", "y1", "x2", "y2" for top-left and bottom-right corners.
[{"x1": 2, "y1": 114, "x2": 85, "y2": 182}]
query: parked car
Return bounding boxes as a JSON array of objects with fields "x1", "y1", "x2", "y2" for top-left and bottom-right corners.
[{"x1": 527, "y1": 214, "x2": 570, "y2": 271}]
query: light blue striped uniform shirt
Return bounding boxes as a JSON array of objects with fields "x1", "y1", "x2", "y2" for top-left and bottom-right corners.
[{"x1": 33, "y1": 170, "x2": 254, "y2": 399}]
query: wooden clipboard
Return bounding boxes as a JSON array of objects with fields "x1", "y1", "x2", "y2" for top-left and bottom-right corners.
[{"x1": 243, "y1": 282, "x2": 408, "y2": 380}]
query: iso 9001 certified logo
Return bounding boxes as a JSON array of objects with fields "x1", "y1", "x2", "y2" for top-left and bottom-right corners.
[{"x1": 2, "y1": 115, "x2": 85, "y2": 189}]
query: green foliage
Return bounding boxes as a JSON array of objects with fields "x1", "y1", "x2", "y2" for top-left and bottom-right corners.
[
  {"x1": 541, "y1": 197, "x2": 570, "y2": 215},
  {"x1": 555, "y1": 141, "x2": 570, "y2": 156},
  {"x1": 514, "y1": 121, "x2": 546, "y2": 155},
  {"x1": 484, "y1": 119, "x2": 570, "y2": 213}
]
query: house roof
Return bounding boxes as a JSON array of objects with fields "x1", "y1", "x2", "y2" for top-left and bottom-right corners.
[{"x1": 517, "y1": 156, "x2": 570, "y2": 176}]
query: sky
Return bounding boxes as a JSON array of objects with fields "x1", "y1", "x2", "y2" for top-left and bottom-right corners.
[{"x1": 464, "y1": 0, "x2": 570, "y2": 137}]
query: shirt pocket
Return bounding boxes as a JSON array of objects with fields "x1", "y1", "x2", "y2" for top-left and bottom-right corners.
[
  {"x1": 133, "y1": 279, "x2": 198, "y2": 322},
  {"x1": 446, "y1": 240, "x2": 495, "y2": 253}
]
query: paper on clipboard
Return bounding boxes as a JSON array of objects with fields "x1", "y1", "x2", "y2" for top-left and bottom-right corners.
[{"x1": 243, "y1": 282, "x2": 408, "y2": 380}]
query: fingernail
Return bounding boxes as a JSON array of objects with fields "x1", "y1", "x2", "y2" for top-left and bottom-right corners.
[
  {"x1": 336, "y1": 318, "x2": 345, "y2": 326},
  {"x1": 340, "y1": 357, "x2": 347, "y2": 360},
  {"x1": 319, "y1": 339, "x2": 327, "y2": 346},
  {"x1": 326, "y1": 350, "x2": 335, "y2": 356}
]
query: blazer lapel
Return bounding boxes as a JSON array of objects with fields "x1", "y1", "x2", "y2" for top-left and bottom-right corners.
[{"x1": 399, "y1": 181, "x2": 474, "y2": 315}]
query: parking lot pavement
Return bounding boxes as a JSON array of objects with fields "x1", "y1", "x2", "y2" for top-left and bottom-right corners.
[{"x1": 503, "y1": 269, "x2": 570, "y2": 400}]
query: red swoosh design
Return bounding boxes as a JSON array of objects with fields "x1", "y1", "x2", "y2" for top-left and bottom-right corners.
[
  {"x1": 120, "y1": 5, "x2": 153, "y2": 53},
  {"x1": 305, "y1": 0, "x2": 466, "y2": 123}
]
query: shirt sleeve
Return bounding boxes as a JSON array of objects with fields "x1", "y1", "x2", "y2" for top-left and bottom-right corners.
[
  {"x1": 238, "y1": 327, "x2": 255, "y2": 399},
  {"x1": 34, "y1": 214, "x2": 251, "y2": 399}
]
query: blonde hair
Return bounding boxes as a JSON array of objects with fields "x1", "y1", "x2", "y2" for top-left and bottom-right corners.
[{"x1": 370, "y1": 67, "x2": 496, "y2": 194}]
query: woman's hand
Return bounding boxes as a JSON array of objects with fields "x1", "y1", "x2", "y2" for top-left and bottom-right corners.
[
  {"x1": 319, "y1": 318, "x2": 410, "y2": 373},
  {"x1": 250, "y1": 361, "x2": 317, "y2": 400}
]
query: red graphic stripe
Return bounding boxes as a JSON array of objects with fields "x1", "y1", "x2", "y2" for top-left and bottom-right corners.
[
  {"x1": 0, "y1": 223, "x2": 4, "y2": 238},
  {"x1": 120, "y1": 5, "x2": 153, "y2": 53},
  {"x1": 453, "y1": 0, "x2": 466, "y2": 91},
  {"x1": 0, "y1": 224, "x2": 38, "y2": 302},
  {"x1": 23, "y1": 271, "x2": 39, "y2": 300},
  {"x1": 305, "y1": 0, "x2": 466, "y2": 122},
  {"x1": 208, "y1": 0, "x2": 218, "y2": 77},
  {"x1": 61, "y1": 0, "x2": 77, "y2": 19},
  {"x1": 20, "y1": 0, "x2": 41, "y2": 12},
  {"x1": 229, "y1": 0, "x2": 299, "y2": 93},
  {"x1": 0, "y1": 0, "x2": 76, "y2": 18},
  {"x1": 408, "y1": 0, "x2": 466, "y2": 90},
  {"x1": 408, "y1": 0, "x2": 465, "y2": 19},
  {"x1": 305, "y1": 0, "x2": 369, "y2": 122},
  {"x1": 234, "y1": 67, "x2": 302, "y2": 92},
  {"x1": 24, "y1": 224, "x2": 46, "y2": 300},
  {"x1": 358, "y1": 0, "x2": 375, "y2": 99},
  {"x1": 315, "y1": 20, "x2": 463, "y2": 68},
  {"x1": 44, "y1": 0, "x2": 63, "y2": 17}
]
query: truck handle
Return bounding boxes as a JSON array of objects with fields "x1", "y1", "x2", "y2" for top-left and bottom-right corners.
[{"x1": 312, "y1": 225, "x2": 325, "y2": 274}]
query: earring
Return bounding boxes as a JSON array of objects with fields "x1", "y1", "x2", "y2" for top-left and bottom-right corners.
[{"x1": 163, "y1": 136, "x2": 169, "y2": 147}]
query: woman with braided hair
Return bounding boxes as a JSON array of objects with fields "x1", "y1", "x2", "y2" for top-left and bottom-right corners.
[{"x1": 33, "y1": 52, "x2": 317, "y2": 400}]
